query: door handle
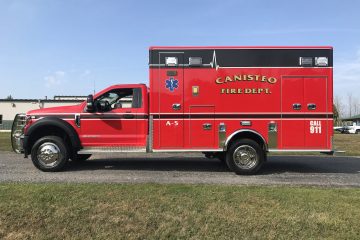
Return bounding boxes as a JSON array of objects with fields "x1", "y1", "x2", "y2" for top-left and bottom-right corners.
[
  {"x1": 307, "y1": 103, "x2": 316, "y2": 110},
  {"x1": 75, "y1": 114, "x2": 80, "y2": 128},
  {"x1": 203, "y1": 123, "x2": 212, "y2": 130},
  {"x1": 172, "y1": 103, "x2": 181, "y2": 110},
  {"x1": 123, "y1": 114, "x2": 135, "y2": 119},
  {"x1": 292, "y1": 103, "x2": 302, "y2": 110}
]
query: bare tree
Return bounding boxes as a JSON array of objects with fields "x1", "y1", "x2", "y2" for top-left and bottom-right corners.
[
  {"x1": 347, "y1": 92, "x2": 353, "y2": 117},
  {"x1": 353, "y1": 96, "x2": 360, "y2": 116},
  {"x1": 334, "y1": 95, "x2": 345, "y2": 120},
  {"x1": 333, "y1": 103, "x2": 340, "y2": 126}
]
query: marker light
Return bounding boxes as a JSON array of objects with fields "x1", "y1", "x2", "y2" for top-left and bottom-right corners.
[
  {"x1": 315, "y1": 57, "x2": 328, "y2": 67},
  {"x1": 165, "y1": 57, "x2": 178, "y2": 67}
]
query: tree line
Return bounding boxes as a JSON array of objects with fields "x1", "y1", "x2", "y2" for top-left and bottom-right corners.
[{"x1": 334, "y1": 93, "x2": 360, "y2": 125}]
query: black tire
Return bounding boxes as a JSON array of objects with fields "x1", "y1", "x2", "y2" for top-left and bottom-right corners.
[
  {"x1": 226, "y1": 138, "x2": 264, "y2": 175},
  {"x1": 71, "y1": 154, "x2": 92, "y2": 162},
  {"x1": 356, "y1": 130, "x2": 360, "y2": 134},
  {"x1": 31, "y1": 136, "x2": 69, "y2": 172}
]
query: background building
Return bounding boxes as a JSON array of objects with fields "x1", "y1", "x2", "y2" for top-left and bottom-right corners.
[
  {"x1": 342, "y1": 114, "x2": 360, "y2": 126},
  {"x1": 0, "y1": 96, "x2": 85, "y2": 130}
]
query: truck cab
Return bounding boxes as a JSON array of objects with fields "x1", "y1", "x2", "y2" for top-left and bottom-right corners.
[{"x1": 12, "y1": 84, "x2": 148, "y2": 171}]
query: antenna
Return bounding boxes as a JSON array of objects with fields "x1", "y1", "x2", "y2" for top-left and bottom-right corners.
[{"x1": 93, "y1": 79, "x2": 96, "y2": 95}]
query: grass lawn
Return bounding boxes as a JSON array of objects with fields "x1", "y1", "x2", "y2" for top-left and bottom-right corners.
[
  {"x1": 332, "y1": 133, "x2": 360, "y2": 156},
  {"x1": 0, "y1": 132, "x2": 11, "y2": 152},
  {"x1": 268, "y1": 133, "x2": 360, "y2": 156},
  {"x1": 0, "y1": 183, "x2": 359, "y2": 239}
]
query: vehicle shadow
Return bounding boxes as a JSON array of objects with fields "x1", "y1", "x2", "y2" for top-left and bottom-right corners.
[
  {"x1": 260, "y1": 156, "x2": 360, "y2": 174},
  {"x1": 67, "y1": 157, "x2": 229, "y2": 172},
  {"x1": 66, "y1": 155, "x2": 360, "y2": 174}
]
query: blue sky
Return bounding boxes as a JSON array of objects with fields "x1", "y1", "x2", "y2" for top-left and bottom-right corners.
[{"x1": 0, "y1": 0, "x2": 359, "y2": 100}]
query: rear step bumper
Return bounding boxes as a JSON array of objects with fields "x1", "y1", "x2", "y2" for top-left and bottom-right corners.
[{"x1": 321, "y1": 150, "x2": 346, "y2": 156}]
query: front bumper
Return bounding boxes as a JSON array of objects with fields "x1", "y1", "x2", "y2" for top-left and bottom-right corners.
[
  {"x1": 11, "y1": 114, "x2": 26, "y2": 154},
  {"x1": 13, "y1": 134, "x2": 24, "y2": 153}
]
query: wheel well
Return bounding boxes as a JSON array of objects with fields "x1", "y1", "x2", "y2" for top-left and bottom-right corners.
[
  {"x1": 225, "y1": 130, "x2": 267, "y2": 152},
  {"x1": 27, "y1": 125, "x2": 74, "y2": 157}
]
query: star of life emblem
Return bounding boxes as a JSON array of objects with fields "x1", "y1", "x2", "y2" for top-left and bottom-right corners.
[{"x1": 165, "y1": 77, "x2": 179, "y2": 92}]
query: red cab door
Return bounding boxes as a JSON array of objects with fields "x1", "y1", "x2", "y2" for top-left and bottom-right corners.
[{"x1": 79, "y1": 87, "x2": 144, "y2": 147}]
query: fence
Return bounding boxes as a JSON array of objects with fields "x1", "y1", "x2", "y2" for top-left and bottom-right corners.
[{"x1": 0, "y1": 120, "x2": 13, "y2": 131}]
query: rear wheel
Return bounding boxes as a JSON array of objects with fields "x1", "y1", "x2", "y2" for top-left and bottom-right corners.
[
  {"x1": 31, "y1": 136, "x2": 69, "y2": 172},
  {"x1": 356, "y1": 130, "x2": 360, "y2": 134},
  {"x1": 226, "y1": 139, "x2": 264, "y2": 175}
]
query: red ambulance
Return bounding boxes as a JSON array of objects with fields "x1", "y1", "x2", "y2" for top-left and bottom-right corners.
[{"x1": 11, "y1": 46, "x2": 333, "y2": 174}]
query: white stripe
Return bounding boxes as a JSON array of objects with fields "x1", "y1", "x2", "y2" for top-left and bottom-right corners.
[
  {"x1": 150, "y1": 112, "x2": 333, "y2": 115},
  {"x1": 153, "y1": 118, "x2": 332, "y2": 121},
  {"x1": 32, "y1": 113, "x2": 77, "y2": 115},
  {"x1": 81, "y1": 112, "x2": 147, "y2": 115},
  {"x1": 269, "y1": 149, "x2": 331, "y2": 152},
  {"x1": 152, "y1": 149, "x2": 223, "y2": 152},
  {"x1": 81, "y1": 119, "x2": 144, "y2": 121},
  {"x1": 31, "y1": 113, "x2": 147, "y2": 115},
  {"x1": 218, "y1": 66, "x2": 333, "y2": 69}
]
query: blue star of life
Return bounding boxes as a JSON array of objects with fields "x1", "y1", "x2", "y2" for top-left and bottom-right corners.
[{"x1": 165, "y1": 77, "x2": 179, "y2": 92}]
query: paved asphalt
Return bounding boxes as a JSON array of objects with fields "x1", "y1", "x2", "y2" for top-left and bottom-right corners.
[{"x1": 0, "y1": 151, "x2": 360, "y2": 187}]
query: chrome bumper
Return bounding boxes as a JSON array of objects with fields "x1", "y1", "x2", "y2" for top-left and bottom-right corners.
[{"x1": 11, "y1": 114, "x2": 26, "y2": 154}]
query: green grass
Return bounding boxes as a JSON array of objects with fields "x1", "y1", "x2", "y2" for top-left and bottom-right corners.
[
  {"x1": 0, "y1": 132, "x2": 11, "y2": 152},
  {"x1": 332, "y1": 133, "x2": 360, "y2": 156},
  {"x1": 0, "y1": 183, "x2": 359, "y2": 239},
  {"x1": 268, "y1": 133, "x2": 360, "y2": 156}
]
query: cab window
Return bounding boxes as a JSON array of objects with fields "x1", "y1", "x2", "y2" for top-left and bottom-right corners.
[{"x1": 95, "y1": 88, "x2": 142, "y2": 112}]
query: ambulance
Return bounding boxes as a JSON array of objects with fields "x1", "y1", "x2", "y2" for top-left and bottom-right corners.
[{"x1": 11, "y1": 46, "x2": 333, "y2": 174}]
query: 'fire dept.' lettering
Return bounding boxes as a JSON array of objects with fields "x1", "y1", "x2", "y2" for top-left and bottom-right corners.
[
  {"x1": 221, "y1": 88, "x2": 271, "y2": 94},
  {"x1": 215, "y1": 74, "x2": 277, "y2": 85}
]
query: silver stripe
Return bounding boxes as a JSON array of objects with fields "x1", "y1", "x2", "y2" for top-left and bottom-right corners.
[
  {"x1": 269, "y1": 149, "x2": 331, "y2": 152},
  {"x1": 152, "y1": 149, "x2": 223, "y2": 152}
]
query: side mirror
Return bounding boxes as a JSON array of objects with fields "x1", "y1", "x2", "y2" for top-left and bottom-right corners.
[{"x1": 86, "y1": 94, "x2": 95, "y2": 112}]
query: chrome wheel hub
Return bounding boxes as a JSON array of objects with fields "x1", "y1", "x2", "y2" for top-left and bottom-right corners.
[
  {"x1": 37, "y1": 143, "x2": 62, "y2": 167},
  {"x1": 233, "y1": 145, "x2": 258, "y2": 169}
]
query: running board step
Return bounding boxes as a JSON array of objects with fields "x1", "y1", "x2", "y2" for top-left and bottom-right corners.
[
  {"x1": 330, "y1": 150, "x2": 346, "y2": 156},
  {"x1": 78, "y1": 146, "x2": 147, "y2": 154}
]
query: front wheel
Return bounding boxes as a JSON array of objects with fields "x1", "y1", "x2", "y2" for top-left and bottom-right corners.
[
  {"x1": 226, "y1": 139, "x2": 265, "y2": 175},
  {"x1": 31, "y1": 136, "x2": 69, "y2": 172}
]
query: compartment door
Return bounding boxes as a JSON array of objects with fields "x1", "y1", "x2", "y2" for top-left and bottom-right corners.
[
  {"x1": 304, "y1": 77, "x2": 328, "y2": 149},
  {"x1": 281, "y1": 77, "x2": 305, "y2": 148},
  {"x1": 281, "y1": 76, "x2": 329, "y2": 149},
  {"x1": 189, "y1": 106, "x2": 215, "y2": 148},
  {"x1": 158, "y1": 52, "x2": 184, "y2": 148}
]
